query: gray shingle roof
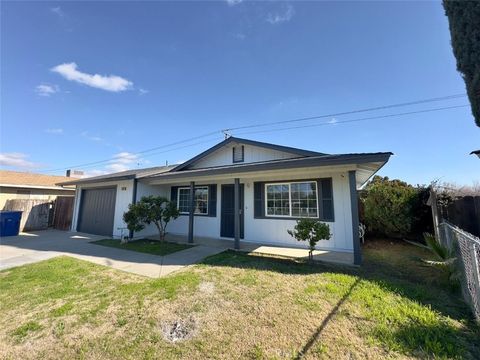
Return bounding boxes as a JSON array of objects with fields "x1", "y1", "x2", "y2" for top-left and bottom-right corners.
[
  {"x1": 57, "y1": 165, "x2": 174, "y2": 186},
  {"x1": 56, "y1": 138, "x2": 392, "y2": 186}
]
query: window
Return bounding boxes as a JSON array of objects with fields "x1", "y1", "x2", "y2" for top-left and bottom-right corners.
[
  {"x1": 177, "y1": 186, "x2": 209, "y2": 215},
  {"x1": 265, "y1": 181, "x2": 318, "y2": 218},
  {"x1": 232, "y1": 145, "x2": 244, "y2": 163}
]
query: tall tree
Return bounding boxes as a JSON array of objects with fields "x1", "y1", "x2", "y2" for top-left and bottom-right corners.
[{"x1": 443, "y1": 1, "x2": 480, "y2": 127}]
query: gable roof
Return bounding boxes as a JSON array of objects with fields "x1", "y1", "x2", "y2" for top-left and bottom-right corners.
[
  {"x1": 0, "y1": 170, "x2": 76, "y2": 190},
  {"x1": 57, "y1": 165, "x2": 174, "y2": 186},
  {"x1": 172, "y1": 136, "x2": 326, "y2": 171},
  {"x1": 55, "y1": 138, "x2": 392, "y2": 187},
  {"x1": 145, "y1": 152, "x2": 393, "y2": 181}
]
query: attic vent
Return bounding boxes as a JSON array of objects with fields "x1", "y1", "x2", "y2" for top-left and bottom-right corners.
[{"x1": 232, "y1": 145, "x2": 244, "y2": 163}]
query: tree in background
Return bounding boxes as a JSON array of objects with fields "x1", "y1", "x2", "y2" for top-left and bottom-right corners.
[
  {"x1": 123, "y1": 196, "x2": 180, "y2": 242},
  {"x1": 360, "y1": 176, "x2": 432, "y2": 240},
  {"x1": 443, "y1": 0, "x2": 480, "y2": 127}
]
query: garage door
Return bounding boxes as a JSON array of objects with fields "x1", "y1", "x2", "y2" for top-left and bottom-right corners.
[{"x1": 77, "y1": 187, "x2": 116, "y2": 236}]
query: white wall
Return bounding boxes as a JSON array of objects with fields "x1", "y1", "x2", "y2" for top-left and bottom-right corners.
[
  {"x1": 71, "y1": 179, "x2": 134, "y2": 238},
  {"x1": 71, "y1": 169, "x2": 355, "y2": 252},
  {"x1": 134, "y1": 182, "x2": 169, "y2": 238},
  {"x1": 190, "y1": 143, "x2": 299, "y2": 169},
  {"x1": 244, "y1": 172, "x2": 353, "y2": 251},
  {"x1": 163, "y1": 170, "x2": 354, "y2": 252}
]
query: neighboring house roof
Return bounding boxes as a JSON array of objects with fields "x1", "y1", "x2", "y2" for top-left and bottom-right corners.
[
  {"x1": 172, "y1": 136, "x2": 326, "y2": 171},
  {"x1": 0, "y1": 170, "x2": 76, "y2": 191},
  {"x1": 57, "y1": 165, "x2": 175, "y2": 186}
]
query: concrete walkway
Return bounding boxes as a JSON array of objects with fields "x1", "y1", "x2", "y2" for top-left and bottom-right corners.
[
  {"x1": 163, "y1": 233, "x2": 354, "y2": 265},
  {"x1": 0, "y1": 230, "x2": 227, "y2": 277}
]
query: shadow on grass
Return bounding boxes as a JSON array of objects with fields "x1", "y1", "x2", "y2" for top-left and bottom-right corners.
[
  {"x1": 200, "y1": 250, "x2": 480, "y2": 358},
  {"x1": 201, "y1": 250, "x2": 471, "y2": 322},
  {"x1": 294, "y1": 278, "x2": 361, "y2": 359}
]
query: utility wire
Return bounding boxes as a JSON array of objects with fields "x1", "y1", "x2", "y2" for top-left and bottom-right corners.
[
  {"x1": 42, "y1": 93, "x2": 467, "y2": 173},
  {"x1": 233, "y1": 104, "x2": 470, "y2": 136},
  {"x1": 223, "y1": 93, "x2": 466, "y2": 132},
  {"x1": 62, "y1": 136, "x2": 224, "y2": 172},
  {"x1": 42, "y1": 131, "x2": 221, "y2": 172}
]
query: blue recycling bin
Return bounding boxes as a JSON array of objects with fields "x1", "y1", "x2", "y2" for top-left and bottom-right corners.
[{"x1": 0, "y1": 211, "x2": 23, "y2": 237}]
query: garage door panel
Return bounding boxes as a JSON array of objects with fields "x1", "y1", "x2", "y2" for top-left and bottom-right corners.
[{"x1": 77, "y1": 187, "x2": 116, "y2": 236}]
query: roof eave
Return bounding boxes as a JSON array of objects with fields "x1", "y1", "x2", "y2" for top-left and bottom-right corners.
[
  {"x1": 0, "y1": 183, "x2": 76, "y2": 191},
  {"x1": 56, "y1": 174, "x2": 136, "y2": 186},
  {"x1": 147, "y1": 152, "x2": 393, "y2": 181}
]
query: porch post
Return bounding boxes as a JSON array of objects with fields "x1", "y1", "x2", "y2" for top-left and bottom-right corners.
[
  {"x1": 188, "y1": 181, "x2": 195, "y2": 244},
  {"x1": 234, "y1": 178, "x2": 240, "y2": 250},
  {"x1": 348, "y1": 170, "x2": 362, "y2": 265}
]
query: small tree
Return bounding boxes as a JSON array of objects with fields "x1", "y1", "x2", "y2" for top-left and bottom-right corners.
[
  {"x1": 288, "y1": 219, "x2": 331, "y2": 261},
  {"x1": 123, "y1": 196, "x2": 180, "y2": 242}
]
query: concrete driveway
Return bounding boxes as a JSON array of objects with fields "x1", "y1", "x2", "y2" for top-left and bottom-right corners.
[{"x1": 0, "y1": 230, "x2": 227, "y2": 277}]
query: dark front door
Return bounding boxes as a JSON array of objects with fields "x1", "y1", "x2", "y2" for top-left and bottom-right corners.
[
  {"x1": 220, "y1": 184, "x2": 244, "y2": 238},
  {"x1": 77, "y1": 187, "x2": 116, "y2": 236}
]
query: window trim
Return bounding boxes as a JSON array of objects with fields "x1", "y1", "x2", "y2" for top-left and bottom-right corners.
[
  {"x1": 177, "y1": 186, "x2": 209, "y2": 215},
  {"x1": 264, "y1": 181, "x2": 319, "y2": 219}
]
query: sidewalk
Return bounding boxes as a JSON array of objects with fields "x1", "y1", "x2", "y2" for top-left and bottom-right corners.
[{"x1": 0, "y1": 230, "x2": 227, "y2": 277}]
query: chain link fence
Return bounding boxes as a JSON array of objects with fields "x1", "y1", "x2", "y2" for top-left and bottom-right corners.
[{"x1": 438, "y1": 222, "x2": 480, "y2": 322}]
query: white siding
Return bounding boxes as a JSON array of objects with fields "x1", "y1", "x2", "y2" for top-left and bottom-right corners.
[
  {"x1": 163, "y1": 170, "x2": 354, "y2": 252},
  {"x1": 71, "y1": 179, "x2": 134, "y2": 238},
  {"x1": 134, "y1": 182, "x2": 169, "y2": 238},
  {"x1": 243, "y1": 172, "x2": 353, "y2": 251},
  {"x1": 70, "y1": 169, "x2": 354, "y2": 253},
  {"x1": 190, "y1": 143, "x2": 300, "y2": 169}
]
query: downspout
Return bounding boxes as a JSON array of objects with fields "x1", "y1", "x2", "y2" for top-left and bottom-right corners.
[{"x1": 129, "y1": 178, "x2": 138, "y2": 239}]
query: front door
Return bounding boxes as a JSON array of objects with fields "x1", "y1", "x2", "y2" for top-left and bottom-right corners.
[{"x1": 220, "y1": 184, "x2": 244, "y2": 238}]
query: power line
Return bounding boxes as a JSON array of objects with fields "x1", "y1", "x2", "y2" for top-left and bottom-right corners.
[
  {"x1": 233, "y1": 104, "x2": 470, "y2": 136},
  {"x1": 223, "y1": 93, "x2": 467, "y2": 132},
  {"x1": 62, "y1": 136, "x2": 224, "y2": 173},
  {"x1": 42, "y1": 93, "x2": 467, "y2": 173},
  {"x1": 42, "y1": 131, "x2": 221, "y2": 172}
]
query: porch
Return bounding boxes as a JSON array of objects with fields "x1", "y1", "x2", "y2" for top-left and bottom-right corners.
[{"x1": 154, "y1": 233, "x2": 355, "y2": 265}]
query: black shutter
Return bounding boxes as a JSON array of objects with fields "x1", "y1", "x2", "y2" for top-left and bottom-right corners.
[
  {"x1": 254, "y1": 182, "x2": 265, "y2": 218},
  {"x1": 170, "y1": 186, "x2": 178, "y2": 206},
  {"x1": 208, "y1": 184, "x2": 217, "y2": 217},
  {"x1": 319, "y1": 178, "x2": 334, "y2": 221}
]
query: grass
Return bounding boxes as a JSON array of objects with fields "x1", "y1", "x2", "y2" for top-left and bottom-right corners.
[
  {"x1": 91, "y1": 238, "x2": 193, "y2": 256},
  {"x1": 0, "y1": 239, "x2": 478, "y2": 359}
]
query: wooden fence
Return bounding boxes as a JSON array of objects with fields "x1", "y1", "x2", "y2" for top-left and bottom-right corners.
[
  {"x1": 3, "y1": 197, "x2": 75, "y2": 232},
  {"x1": 432, "y1": 193, "x2": 480, "y2": 237},
  {"x1": 3, "y1": 199, "x2": 51, "y2": 231},
  {"x1": 52, "y1": 196, "x2": 75, "y2": 231}
]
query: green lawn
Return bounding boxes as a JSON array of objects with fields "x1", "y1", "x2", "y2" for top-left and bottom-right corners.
[
  {"x1": 0, "y1": 240, "x2": 478, "y2": 359},
  {"x1": 91, "y1": 238, "x2": 194, "y2": 256}
]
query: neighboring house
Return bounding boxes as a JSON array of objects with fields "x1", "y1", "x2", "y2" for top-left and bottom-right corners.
[
  {"x1": 60, "y1": 137, "x2": 392, "y2": 264},
  {"x1": 0, "y1": 170, "x2": 75, "y2": 209}
]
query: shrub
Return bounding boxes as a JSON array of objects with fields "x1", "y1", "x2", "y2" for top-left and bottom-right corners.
[
  {"x1": 287, "y1": 219, "x2": 331, "y2": 261},
  {"x1": 360, "y1": 176, "x2": 432, "y2": 239},
  {"x1": 123, "y1": 196, "x2": 180, "y2": 242}
]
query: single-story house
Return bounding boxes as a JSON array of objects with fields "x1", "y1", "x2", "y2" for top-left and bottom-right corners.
[
  {"x1": 59, "y1": 137, "x2": 392, "y2": 265},
  {"x1": 0, "y1": 170, "x2": 75, "y2": 209}
]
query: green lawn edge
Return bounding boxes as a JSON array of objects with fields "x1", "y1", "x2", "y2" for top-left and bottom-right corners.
[{"x1": 91, "y1": 238, "x2": 194, "y2": 256}]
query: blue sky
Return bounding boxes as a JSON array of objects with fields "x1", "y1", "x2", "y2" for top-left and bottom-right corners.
[{"x1": 1, "y1": 1, "x2": 478, "y2": 185}]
